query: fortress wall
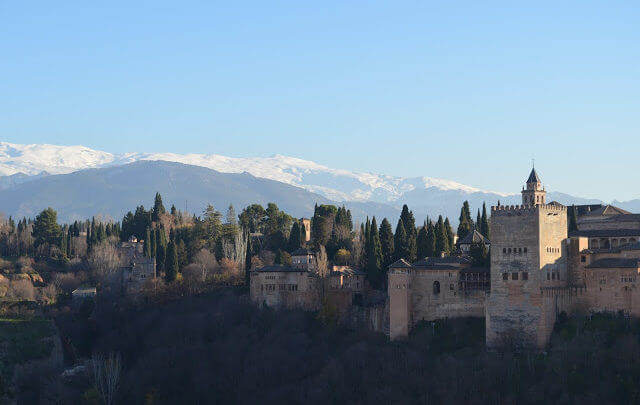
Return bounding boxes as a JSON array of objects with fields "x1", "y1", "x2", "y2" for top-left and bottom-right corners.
[{"x1": 409, "y1": 270, "x2": 486, "y2": 323}]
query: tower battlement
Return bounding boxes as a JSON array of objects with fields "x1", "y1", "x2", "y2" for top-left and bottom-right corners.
[{"x1": 491, "y1": 203, "x2": 566, "y2": 216}]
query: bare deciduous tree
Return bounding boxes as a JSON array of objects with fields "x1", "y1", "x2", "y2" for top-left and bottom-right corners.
[
  {"x1": 88, "y1": 242, "x2": 122, "y2": 281},
  {"x1": 193, "y1": 248, "x2": 217, "y2": 282},
  {"x1": 7, "y1": 279, "x2": 36, "y2": 301},
  {"x1": 91, "y1": 353, "x2": 122, "y2": 405},
  {"x1": 315, "y1": 245, "x2": 329, "y2": 278}
]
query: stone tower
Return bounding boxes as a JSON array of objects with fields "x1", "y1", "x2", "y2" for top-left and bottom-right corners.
[
  {"x1": 486, "y1": 169, "x2": 567, "y2": 349},
  {"x1": 521, "y1": 167, "x2": 546, "y2": 206}
]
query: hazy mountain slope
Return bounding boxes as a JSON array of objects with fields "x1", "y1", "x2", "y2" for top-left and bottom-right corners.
[{"x1": 0, "y1": 160, "x2": 400, "y2": 223}]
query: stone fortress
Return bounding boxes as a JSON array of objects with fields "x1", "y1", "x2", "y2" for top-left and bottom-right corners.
[
  {"x1": 390, "y1": 168, "x2": 640, "y2": 348},
  {"x1": 249, "y1": 168, "x2": 640, "y2": 349}
]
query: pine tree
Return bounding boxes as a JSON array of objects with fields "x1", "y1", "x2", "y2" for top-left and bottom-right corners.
[
  {"x1": 165, "y1": 240, "x2": 178, "y2": 282},
  {"x1": 569, "y1": 205, "x2": 578, "y2": 233},
  {"x1": 476, "y1": 209, "x2": 481, "y2": 232},
  {"x1": 152, "y1": 192, "x2": 166, "y2": 222},
  {"x1": 481, "y1": 202, "x2": 490, "y2": 239},
  {"x1": 32, "y1": 208, "x2": 62, "y2": 249},
  {"x1": 379, "y1": 218, "x2": 395, "y2": 268}
]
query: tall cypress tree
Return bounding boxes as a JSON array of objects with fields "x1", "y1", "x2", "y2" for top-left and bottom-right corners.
[
  {"x1": 457, "y1": 201, "x2": 473, "y2": 241},
  {"x1": 152, "y1": 192, "x2": 166, "y2": 222},
  {"x1": 144, "y1": 227, "x2": 151, "y2": 257},
  {"x1": 481, "y1": 202, "x2": 490, "y2": 239},
  {"x1": 416, "y1": 224, "x2": 428, "y2": 259},
  {"x1": 569, "y1": 205, "x2": 578, "y2": 233},
  {"x1": 363, "y1": 217, "x2": 371, "y2": 267},
  {"x1": 150, "y1": 227, "x2": 157, "y2": 258},
  {"x1": 379, "y1": 218, "x2": 395, "y2": 268},
  {"x1": 245, "y1": 233, "x2": 252, "y2": 286},
  {"x1": 426, "y1": 221, "x2": 436, "y2": 257},
  {"x1": 165, "y1": 240, "x2": 178, "y2": 282},
  {"x1": 435, "y1": 216, "x2": 450, "y2": 255},
  {"x1": 399, "y1": 205, "x2": 417, "y2": 262},
  {"x1": 394, "y1": 219, "x2": 410, "y2": 261},
  {"x1": 444, "y1": 218, "x2": 454, "y2": 254},
  {"x1": 287, "y1": 221, "x2": 302, "y2": 252},
  {"x1": 367, "y1": 217, "x2": 383, "y2": 289}
]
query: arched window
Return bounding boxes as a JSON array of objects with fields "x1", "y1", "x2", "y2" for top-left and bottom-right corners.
[{"x1": 433, "y1": 281, "x2": 440, "y2": 295}]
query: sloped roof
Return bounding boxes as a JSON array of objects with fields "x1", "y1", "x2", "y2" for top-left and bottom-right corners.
[
  {"x1": 527, "y1": 168, "x2": 541, "y2": 184},
  {"x1": 458, "y1": 229, "x2": 490, "y2": 246},
  {"x1": 413, "y1": 256, "x2": 472, "y2": 266},
  {"x1": 578, "y1": 205, "x2": 631, "y2": 217},
  {"x1": 586, "y1": 258, "x2": 640, "y2": 269},
  {"x1": 389, "y1": 259, "x2": 412, "y2": 269},
  {"x1": 291, "y1": 247, "x2": 313, "y2": 256},
  {"x1": 253, "y1": 265, "x2": 310, "y2": 273}
]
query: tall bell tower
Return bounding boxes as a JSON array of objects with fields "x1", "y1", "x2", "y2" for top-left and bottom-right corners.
[{"x1": 521, "y1": 167, "x2": 546, "y2": 206}]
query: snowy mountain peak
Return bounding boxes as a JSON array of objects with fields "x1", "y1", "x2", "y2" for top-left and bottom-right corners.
[{"x1": 0, "y1": 141, "x2": 508, "y2": 203}]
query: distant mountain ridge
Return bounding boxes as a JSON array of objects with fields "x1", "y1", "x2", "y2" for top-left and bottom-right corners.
[
  {"x1": 1, "y1": 142, "x2": 637, "y2": 223},
  {"x1": 0, "y1": 141, "x2": 509, "y2": 203}
]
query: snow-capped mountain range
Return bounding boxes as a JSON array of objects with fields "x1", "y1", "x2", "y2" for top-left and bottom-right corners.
[{"x1": 0, "y1": 142, "x2": 510, "y2": 203}]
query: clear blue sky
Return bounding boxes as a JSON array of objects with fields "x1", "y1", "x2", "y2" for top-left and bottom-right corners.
[{"x1": 1, "y1": 1, "x2": 639, "y2": 201}]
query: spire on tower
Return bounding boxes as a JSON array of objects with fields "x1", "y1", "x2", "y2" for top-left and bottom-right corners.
[{"x1": 526, "y1": 167, "x2": 541, "y2": 184}]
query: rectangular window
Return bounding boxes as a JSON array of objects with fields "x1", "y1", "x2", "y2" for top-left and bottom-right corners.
[
  {"x1": 552, "y1": 273, "x2": 556, "y2": 280},
  {"x1": 450, "y1": 284, "x2": 454, "y2": 290},
  {"x1": 512, "y1": 272, "x2": 518, "y2": 280},
  {"x1": 547, "y1": 273, "x2": 550, "y2": 280},
  {"x1": 522, "y1": 272, "x2": 528, "y2": 280},
  {"x1": 502, "y1": 273, "x2": 508, "y2": 281},
  {"x1": 581, "y1": 256, "x2": 586, "y2": 263},
  {"x1": 524, "y1": 247, "x2": 528, "y2": 253}
]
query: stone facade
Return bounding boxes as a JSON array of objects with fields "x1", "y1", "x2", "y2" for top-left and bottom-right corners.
[
  {"x1": 388, "y1": 257, "x2": 489, "y2": 340},
  {"x1": 118, "y1": 240, "x2": 156, "y2": 294}
]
